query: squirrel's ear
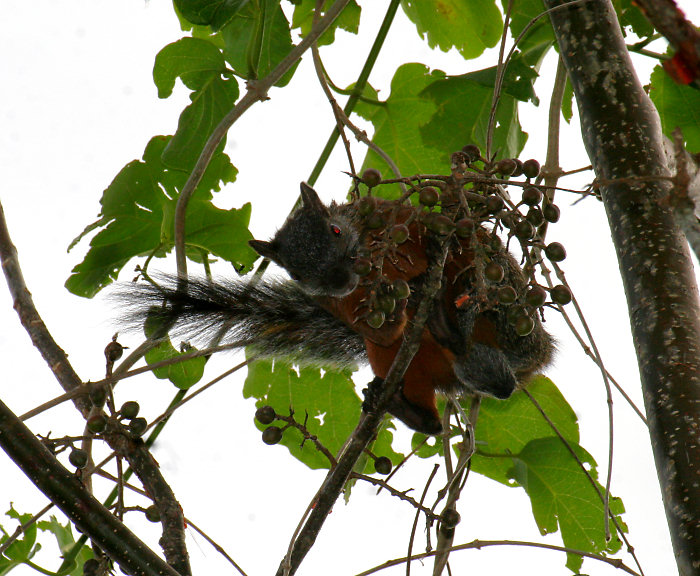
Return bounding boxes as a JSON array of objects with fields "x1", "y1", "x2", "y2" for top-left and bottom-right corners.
[
  {"x1": 249, "y1": 239, "x2": 280, "y2": 262},
  {"x1": 300, "y1": 182, "x2": 330, "y2": 216}
]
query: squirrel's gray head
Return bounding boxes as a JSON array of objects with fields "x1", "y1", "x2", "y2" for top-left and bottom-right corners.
[{"x1": 249, "y1": 182, "x2": 360, "y2": 298}]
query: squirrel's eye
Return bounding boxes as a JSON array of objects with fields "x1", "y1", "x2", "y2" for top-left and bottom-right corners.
[{"x1": 330, "y1": 224, "x2": 341, "y2": 236}]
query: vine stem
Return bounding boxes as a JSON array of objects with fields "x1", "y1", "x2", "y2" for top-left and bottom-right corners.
[{"x1": 174, "y1": 0, "x2": 352, "y2": 278}]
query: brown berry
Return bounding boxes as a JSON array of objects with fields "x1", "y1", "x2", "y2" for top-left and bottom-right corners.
[
  {"x1": 120, "y1": 401, "x2": 140, "y2": 420},
  {"x1": 255, "y1": 405, "x2": 276, "y2": 425},
  {"x1": 262, "y1": 426, "x2": 283, "y2": 445},
  {"x1": 69, "y1": 449, "x2": 89, "y2": 469},
  {"x1": 497, "y1": 285, "x2": 518, "y2": 304},
  {"x1": 145, "y1": 505, "x2": 161, "y2": 523},
  {"x1": 357, "y1": 196, "x2": 377, "y2": 217},
  {"x1": 455, "y1": 218, "x2": 475, "y2": 238},
  {"x1": 485, "y1": 195, "x2": 504, "y2": 213},
  {"x1": 522, "y1": 186, "x2": 543, "y2": 206},
  {"x1": 543, "y1": 203, "x2": 561, "y2": 223},
  {"x1": 361, "y1": 168, "x2": 382, "y2": 188},
  {"x1": 485, "y1": 262, "x2": 505, "y2": 283},
  {"x1": 366, "y1": 310, "x2": 386, "y2": 329},
  {"x1": 392, "y1": 279, "x2": 411, "y2": 300},
  {"x1": 461, "y1": 144, "x2": 481, "y2": 162},
  {"x1": 525, "y1": 286, "x2": 547, "y2": 308},
  {"x1": 495, "y1": 158, "x2": 517, "y2": 176},
  {"x1": 419, "y1": 186, "x2": 439, "y2": 207},
  {"x1": 514, "y1": 220, "x2": 535, "y2": 241},
  {"x1": 515, "y1": 314, "x2": 535, "y2": 336},
  {"x1": 390, "y1": 224, "x2": 409, "y2": 244},
  {"x1": 374, "y1": 456, "x2": 392, "y2": 475},
  {"x1": 522, "y1": 159, "x2": 541, "y2": 179},
  {"x1": 550, "y1": 284, "x2": 572, "y2": 305},
  {"x1": 545, "y1": 242, "x2": 567, "y2": 262}
]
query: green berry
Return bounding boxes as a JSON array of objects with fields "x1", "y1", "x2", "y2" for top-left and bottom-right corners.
[
  {"x1": 366, "y1": 309, "x2": 386, "y2": 329},
  {"x1": 88, "y1": 383, "x2": 108, "y2": 408},
  {"x1": 361, "y1": 168, "x2": 382, "y2": 188},
  {"x1": 497, "y1": 285, "x2": 518, "y2": 304},
  {"x1": 376, "y1": 295, "x2": 396, "y2": 315},
  {"x1": 120, "y1": 401, "x2": 140, "y2": 420},
  {"x1": 419, "y1": 186, "x2": 439, "y2": 207},
  {"x1": 545, "y1": 242, "x2": 567, "y2": 262},
  {"x1": 550, "y1": 284, "x2": 572, "y2": 305},
  {"x1": 262, "y1": 426, "x2": 283, "y2": 445},
  {"x1": 485, "y1": 262, "x2": 505, "y2": 283},
  {"x1": 365, "y1": 211, "x2": 385, "y2": 230},
  {"x1": 374, "y1": 456, "x2": 392, "y2": 475},
  {"x1": 357, "y1": 196, "x2": 377, "y2": 217},
  {"x1": 145, "y1": 505, "x2": 161, "y2": 523},
  {"x1": 515, "y1": 314, "x2": 535, "y2": 336},
  {"x1": 522, "y1": 159, "x2": 541, "y2": 179},
  {"x1": 392, "y1": 279, "x2": 411, "y2": 300},
  {"x1": 69, "y1": 449, "x2": 89, "y2": 469},
  {"x1": 390, "y1": 224, "x2": 409, "y2": 244},
  {"x1": 428, "y1": 214, "x2": 454, "y2": 235},
  {"x1": 255, "y1": 405, "x2": 276, "y2": 425},
  {"x1": 86, "y1": 414, "x2": 107, "y2": 434},
  {"x1": 128, "y1": 417, "x2": 148, "y2": 438},
  {"x1": 353, "y1": 258, "x2": 372, "y2": 276}
]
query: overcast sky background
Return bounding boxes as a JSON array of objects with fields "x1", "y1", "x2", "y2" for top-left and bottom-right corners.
[{"x1": 1, "y1": 1, "x2": 699, "y2": 575}]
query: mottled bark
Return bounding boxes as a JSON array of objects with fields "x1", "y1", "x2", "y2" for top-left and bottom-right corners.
[{"x1": 543, "y1": 1, "x2": 700, "y2": 574}]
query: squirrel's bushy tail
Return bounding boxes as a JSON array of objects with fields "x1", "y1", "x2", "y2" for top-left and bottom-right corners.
[{"x1": 112, "y1": 274, "x2": 366, "y2": 369}]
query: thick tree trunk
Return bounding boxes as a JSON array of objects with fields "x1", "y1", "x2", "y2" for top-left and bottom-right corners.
[{"x1": 544, "y1": 1, "x2": 700, "y2": 574}]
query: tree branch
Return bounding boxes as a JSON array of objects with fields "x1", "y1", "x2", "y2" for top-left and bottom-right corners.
[{"x1": 544, "y1": 1, "x2": 700, "y2": 574}]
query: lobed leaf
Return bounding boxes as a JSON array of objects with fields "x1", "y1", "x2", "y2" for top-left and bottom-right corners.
[{"x1": 649, "y1": 65, "x2": 700, "y2": 153}]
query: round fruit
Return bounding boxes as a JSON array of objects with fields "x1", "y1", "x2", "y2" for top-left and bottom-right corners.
[
  {"x1": 255, "y1": 405, "x2": 276, "y2": 425},
  {"x1": 515, "y1": 314, "x2": 535, "y2": 336},
  {"x1": 497, "y1": 285, "x2": 518, "y2": 304},
  {"x1": 365, "y1": 212, "x2": 385, "y2": 230},
  {"x1": 550, "y1": 284, "x2": 573, "y2": 305},
  {"x1": 485, "y1": 262, "x2": 505, "y2": 283},
  {"x1": 366, "y1": 310, "x2": 386, "y2": 329},
  {"x1": 419, "y1": 186, "x2": 440, "y2": 207},
  {"x1": 525, "y1": 286, "x2": 548, "y2": 308},
  {"x1": 357, "y1": 196, "x2": 377, "y2": 217},
  {"x1": 522, "y1": 186, "x2": 543, "y2": 206},
  {"x1": 145, "y1": 505, "x2": 161, "y2": 523},
  {"x1": 69, "y1": 449, "x2": 89, "y2": 469},
  {"x1": 376, "y1": 295, "x2": 396, "y2": 315},
  {"x1": 374, "y1": 456, "x2": 392, "y2": 475},
  {"x1": 495, "y1": 158, "x2": 517, "y2": 176},
  {"x1": 392, "y1": 278, "x2": 411, "y2": 300},
  {"x1": 461, "y1": 144, "x2": 481, "y2": 162},
  {"x1": 455, "y1": 218, "x2": 475, "y2": 238},
  {"x1": 522, "y1": 159, "x2": 541, "y2": 179},
  {"x1": 485, "y1": 195, "x2": 504, "y2": 214},
  {"x1": 89, "y1": 383, "x2": 107, "y2": 408},
  {"x1": 511, "y1": 158, "x2": 524, "y2": 177},
  {"x1": 120, "y1": 401, "x2": 140, "y2": 420},
  {"x1": 128, "y1": 417, "x2": 148, "y2": 438},
  {"x1": 543, "y1": 203, "x2": 561, "y2": 223},
  {"x1": 428, "y1": 214, "x2": 454, "y2": 235},
  {"x1": 441, "y1": 508, "x2": 461, "y2": 528},
  {"x1": 545, "y1": 242, "x2": 567, "y2": 262},
  {"x1": 104, "y1": 341, "x2": 124, "y2": 363},
  {"x1": 361, "y1": 168, "x2": 382, "y2": 188},
  {"x1": 390, "y1": 224, "x2": 409, "y2": 244},
  {"x1": 262, "y1": 426, "x2": 283, "y2": 445},
  {"x1": 353, "y1": 258, "x2": 372, "y2": 276},
  {"x1": 86, "y1": 414, "x2": 107, "y2": 434},
  {"x1": 514, "y1": 220, "x2": 535, "y2": 241},
  {"x1": 526, "y1": 207, "x2": 544, "y2": 226}
]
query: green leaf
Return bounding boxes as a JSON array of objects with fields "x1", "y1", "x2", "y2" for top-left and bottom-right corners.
[
  {"x1": 162, "y1": 75, "x2": 240, "y2": 172},
  {"x1": 144, "y1": 340, "x2": 207, "y2": 389},
  {"x1": 470, "y1": 377, "x2": 579, "y2": 484},
  {"x1": 401, "y1": 0, "x2": 502, "y2": 59},
  {"x1": 174, "y1": 0, "x2": 250, "y2": 30},
  {"x1": 420, "y1": 63, "x2": 530, "y2": 161},
  {"x1": 222, "y1": 0, "x2": 297, "y2": 86},
  {"x1": 291, "y1": 0, "x2": 361, "y2": 47},
  {"x1": 66, "y1": 136, "x2": 251, "y2": 298},
  {"x1": 1, "y1": 507, "x2": 38, "y2": 564},
  {"x1": 503, "y1": 0, "x2": 555, "y2": 57},
  {"x1": 355, "y1": 63, "x2": 447, "y2": 186},
  {"x1": 153, "y1": 37, "x2": 228, "y2": 98},
  {"x1": 243, "y1": 359, "x2": 363, "y2": 469},
  {"x1": 617, "y1": 0, "x2": 654, "y2": 39},
  {"x1": 513, "y1": 438, "x2": 625, "y2": 571},
  {"x1": 649, "y1": 65, "x2": 700, "y2": 153},
  {"x1": 36, "y1": 517, "x2": 92, "y2": 576}
]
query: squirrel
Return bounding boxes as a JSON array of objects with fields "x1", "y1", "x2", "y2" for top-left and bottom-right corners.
[{"x1": 116, "y1": 182, "x2": 554, "y2": 435}]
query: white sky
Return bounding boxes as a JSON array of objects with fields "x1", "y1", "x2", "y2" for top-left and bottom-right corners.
[{"x1": 1, "y1": 1, "x2": 699, "y2": 575}]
